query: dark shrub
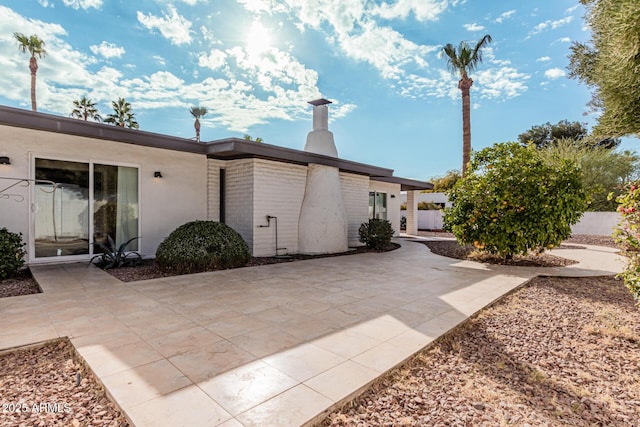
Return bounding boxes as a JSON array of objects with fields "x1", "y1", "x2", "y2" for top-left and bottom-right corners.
[
  {"x1": 358, "y1": 219, "x2": 395, "y2": 251},
  {"x1": 0, "y1": 228, "x2": 26, "y2": 279},
  {"x1": 156, "y1": 220, "x2": 250, "y2": 274},
  {"x1": 90, "y1": 235, "x2": 141, "y2": 270}
]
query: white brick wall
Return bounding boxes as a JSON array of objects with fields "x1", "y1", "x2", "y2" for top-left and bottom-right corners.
[
  {"x1": 340, "y1": 172, "x2": 370, "y2": 246},
  {"x1": 253, "y1": 159, "x2": 307, "y2": 256},
  {"x1": 224, "y1": 159, "x2": 255, "y2": 250},
  {"x1": 369, "y1": 180, "x2": 402, "y2": 236}
]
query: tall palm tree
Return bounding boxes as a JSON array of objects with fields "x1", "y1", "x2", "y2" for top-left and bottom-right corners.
[
  {"x1": 189, "y1": 106, "x2": 207, "y2": 143},
  {"x1": 14, "y1": 33, "x2": 47, "y2": 112},
  {"x1": 443, "y1": 34, "x2": 492, "y2": 176},
  {"x1": 71, "y1": 96, "x2": 102, "y2": 122},
  {"x1": 104, "y1": 98, "x2": 139, "y2": 129}
]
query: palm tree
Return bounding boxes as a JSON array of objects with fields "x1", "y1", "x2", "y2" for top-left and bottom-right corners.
[
  {"x1": 443, "y1": 34, "x2": 492, "y2": 176},
  {"x1": 71, "y1": 96, "x2": 102, "y2": 122},
  {"x1": 14, "y1": 33, "x2": 47, "y2": 112},
  {"x1": 189, "y1": 106, "x2": 207, "y2": 143},
  {"x1": 104, "y1": 98, "x2": 139, "y2": 129}
]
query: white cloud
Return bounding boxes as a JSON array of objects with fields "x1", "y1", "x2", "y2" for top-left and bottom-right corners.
[
  {"x1": 475, "y1": 67, "x2": 530, "y2": 99},
  {"x1": 62, "y1": 0, "x2": 102, "y2": 10},
  {"x1": 90, "y1": 41, "x2": 125, "y2": 59},
  {"x1": 531, "y1": 16, "x2": 573, "y2": 35},
  {"x1": 137, "y1": 5, "x2": 192, "y2": 45},
  {"x1": 339, "y1": 23, "x2": 434, "y2": 80},
  {"x1": 566, "y1": 5, "x2": 579, "y2": 14},
  {"x1": 37, "y1": 0, "x2": 52, "y2": 7},
  {"x1": 463, "y1": 23, "x2": 485, "y2": 32},
  {"x1": 557, "y1": 37, "x2": 571, "y2": 43},
  {"x1": 152, "y1": 55, "x2": 166, "y2": 66},
  {"x1": 544, "y1": 68, "x2": 566, "y2": 79},
  {"x1": 198, "y1": 49, "x2": 227, "y2": 71},
  {"x1": 495, "y1": 10, "x2": 515, "y2": 23},
  {"x1": 536, "y1": 56, "x2": 551, "y2": 62},
  {"x1": 372, "y1": 0, "x2": 448, "y2": 22}
]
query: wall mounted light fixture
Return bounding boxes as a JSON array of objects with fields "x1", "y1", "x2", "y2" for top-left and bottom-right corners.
[
  {"x1": 0, "y1": 156, "x2": 11, "y2": 165},
  {"x1": 154, "y1": 171, "x2": 163, "y2": 178},
  {"x1": 390, "y1": 194, "x2": 396, "y2": 198}
]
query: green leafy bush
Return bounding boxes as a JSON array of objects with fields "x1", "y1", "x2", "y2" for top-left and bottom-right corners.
[
  {"x1": 90, "y1": 235, "x2": 141, "y2": 270},
  {"x1": 359, "y1": 219, "x2": 395, "y2": 251},
  {"x1": 613, "y1": 182, "x2": 640, "y2": 303},
  {"x1": 444, "y1": 142, "x2": 587, "y2": 259},
  {"x1": 156, "y1": 220, "x2": 250, "y2": 274},
  {"x1": 0, "y1": 228, "x2": 26, "y2": 279}
]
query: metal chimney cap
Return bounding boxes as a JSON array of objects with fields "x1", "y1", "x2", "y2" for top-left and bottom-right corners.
[{"x1": 308, "y1": 98, "x2": 332, "y2": 106}]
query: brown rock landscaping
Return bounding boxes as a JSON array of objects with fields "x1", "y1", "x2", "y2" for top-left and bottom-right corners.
[
  {"x1": 0, "y1": 339, "x2": 129, "y2": 427},
  {"x1": 320, "y1": 274, "x2": 639, "y2": 426}
]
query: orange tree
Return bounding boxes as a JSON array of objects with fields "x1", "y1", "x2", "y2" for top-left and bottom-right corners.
[
  {"x1": 443, "y1": 142, "x2": 587, "y2": 259},
  {"x1": 613, "y1": 182, "x2": 640, "y2": 303}
]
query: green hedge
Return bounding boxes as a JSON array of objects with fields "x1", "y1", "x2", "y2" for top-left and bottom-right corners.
[
  {"x1": 0, "y1": 228, "x2": 26, "y2": 279},
  {"x1": 156, "y1": 221, "x2": 250, "y2": 274},
  {"x1": 358, "y1": 219, "x2": 395, "y2": 251}
]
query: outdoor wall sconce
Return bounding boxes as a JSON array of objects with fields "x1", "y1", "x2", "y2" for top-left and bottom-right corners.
[
  {"x1": 390, "y1": 194, "x2": 396, "y2": 198},
  {"x1": 154, "y1": 171, "x2": 163, "y2": 178},
  {"x1": 0, "y1": 156, "x2": 10, "y2": 165}
]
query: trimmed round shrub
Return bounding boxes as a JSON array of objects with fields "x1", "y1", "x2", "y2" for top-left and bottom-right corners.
[
  {"x1": 359, "y1": 219, "x2": 395, "y2": 251},
  {"x1": 156, "y1": 221, "x2": 250, "y2": 274},
  {"x1": 0, "y1": 228, "x2": 26, "y2": 279}
]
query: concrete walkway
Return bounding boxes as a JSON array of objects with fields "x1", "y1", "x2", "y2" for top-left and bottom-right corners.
[{"x1": 0, "y1": 238, "x2": 625, "y2": 427}]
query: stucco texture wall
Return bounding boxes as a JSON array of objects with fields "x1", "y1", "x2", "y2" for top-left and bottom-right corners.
[{"x1": 0, "y1": 124, "x2": 207, "y2": 262}]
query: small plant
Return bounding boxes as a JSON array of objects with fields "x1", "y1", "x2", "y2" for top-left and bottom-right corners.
[
  {"x1": 359, "y1": 219, "x2": 395, "y2": 251},
  {"x1": 613, "y1": 181, "x2": 640, "y2": 303},
  {"x1": 156, "y1": 220, "x2": 250, "y2": 274},
  {"x1": 0, "y1": 228, "x2": 26, "y2": 279},
  {"x1": 400, "y1": 216, "x2": 407, "y2": 230},
  {"x1": 90, "y1": 235, "x2": 141, "y2": 269}
]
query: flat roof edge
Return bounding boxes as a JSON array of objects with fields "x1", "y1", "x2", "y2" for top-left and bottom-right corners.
[
  {"x1": 0, "y1": 105, "x2": 206, "y2": 154},
  {"x1": 206, "y1": 139, "x2": 394, "y2": 177},
  {"x1": 372, "y1": 175, "x2": 434, "y2": 191}
]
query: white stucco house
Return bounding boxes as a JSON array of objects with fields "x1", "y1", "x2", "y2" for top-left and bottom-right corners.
[{"x1": 0, "y1": 102, "x2": 431, "y2": 264}]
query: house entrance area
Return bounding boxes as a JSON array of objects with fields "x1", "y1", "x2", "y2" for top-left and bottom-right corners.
[{"x1": 33, "y1": 158, "x2": 139, "y2": 259}]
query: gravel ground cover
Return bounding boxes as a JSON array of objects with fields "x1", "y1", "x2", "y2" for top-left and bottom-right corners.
[
  {"x1": 320, "y1": 275, "x2": 640, "y2": 426},
  {"x1": 0, "y1": 270, "x2": 40, "y2": 298},
  {"x1": 0, "y1": 339, "x2": 129, "y2": 427}
]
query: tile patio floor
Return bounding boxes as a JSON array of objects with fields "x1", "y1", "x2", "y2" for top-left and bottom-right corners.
[{"x1": 0, "y1": 237, "x2": 625, "y2": 426}]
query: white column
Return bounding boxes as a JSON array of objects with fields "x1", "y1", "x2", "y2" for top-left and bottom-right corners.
[{"x1": 406, "y1": 190, "x2": 418, "y2": 235}]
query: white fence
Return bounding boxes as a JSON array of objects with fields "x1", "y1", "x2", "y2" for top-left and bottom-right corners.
[{"x1": 401, "y1": 210, "x2": 621, "y2": 236}]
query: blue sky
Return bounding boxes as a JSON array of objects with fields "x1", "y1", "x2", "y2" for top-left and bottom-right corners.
[{"x1": 1, "y1": 0, "x2": 637, "y2": 181}]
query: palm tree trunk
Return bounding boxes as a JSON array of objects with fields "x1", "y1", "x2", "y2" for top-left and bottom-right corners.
[
  {"x1": 29, "y1": 57, "x2": 38, "y2": 112},
  {"x1": 195, "y1": 118, "x2": 201, "y2": 143},
  {"x1": 459, "y1": 77, "x2": 473, "y2": 176}
]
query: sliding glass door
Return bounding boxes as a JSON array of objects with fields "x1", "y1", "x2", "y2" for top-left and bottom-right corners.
[
  {"x1": 94, "y1": 164, "x2": 139, "y2": 251},
  {"x1": 33, "y1": 158, "x2": 139, "y2": 259},
  {"x1": 34, "y1": 159, "x2": 90, "y2": 257}
]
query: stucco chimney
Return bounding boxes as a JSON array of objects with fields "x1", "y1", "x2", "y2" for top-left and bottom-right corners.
[{"x1": 304, "y1": 98, "x2": 338, "y2": 157}]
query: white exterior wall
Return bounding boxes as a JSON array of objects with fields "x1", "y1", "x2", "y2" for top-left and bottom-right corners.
[
  {"x1": 0, "y1": 124, "x2": 207, "y2": 262},
  {"x1": 369, "y1": 180, "x2": 402, "y2": 236},
  {"x1": 340, "y1": 172, "x2": 369, "y2": 246},
  {"x1": 399, "y1": 191, "x2": 452, "y2": 208},
  {"x1": 224, "y1": 159, "x2": 255, "y2": 250},
  {"x1": 571, "y1": 212, "x2": 620, "y2": 236},
  {"x1": 253, "y1": 159, "x2": 307, "y2": 256}
]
